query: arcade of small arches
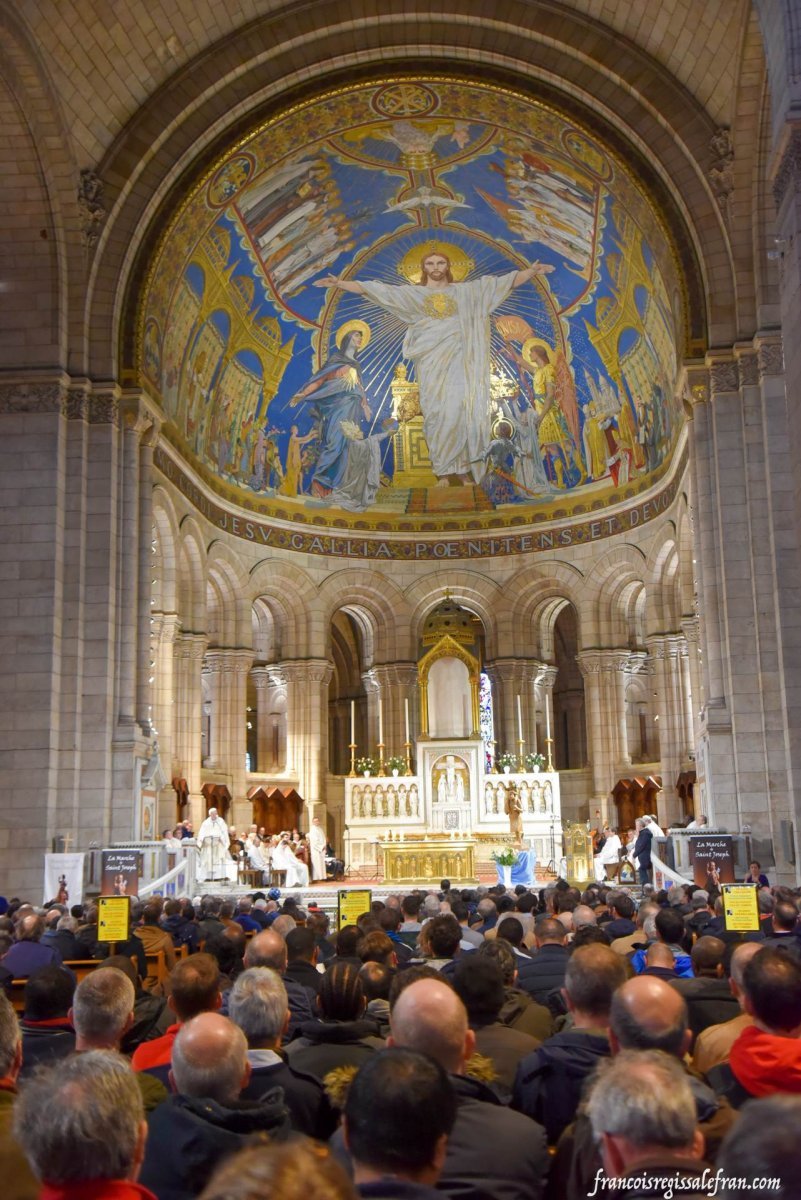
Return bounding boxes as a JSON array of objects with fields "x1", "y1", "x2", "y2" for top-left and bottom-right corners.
[{"x1": 149, "y1": 483, "x2": 698, "y2": 848}]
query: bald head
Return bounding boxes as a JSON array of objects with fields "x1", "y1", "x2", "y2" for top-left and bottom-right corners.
[
  {"x1": 389, "y1": 979, "x2": 472, "y2": 1075},
  {"x1": 245, "y1": 929, "x2": 287, "y2": 972},
  {"x1": 572, "y1": 905, "x2": 597, "y2": 930},
  {"x1": 645, "y1": 943, "x2": 676, "y2": 970},
  {"x1": 171, "y1": 1012, "x2": 249, "y2": 1104},
  {"x1": 610, "y1": 976, "x2": 690, "y2": 1059}
]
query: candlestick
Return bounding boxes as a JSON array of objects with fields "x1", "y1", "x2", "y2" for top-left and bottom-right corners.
[
  {"x1": 378, "y1": 696, "x2": 384, "y2": 748},
  {"x1": 516, "y1": 694, "x2": 523, "y2": 744},
  {"x1": 350, "y1": 699, "x2": 355, "y2": 747},
  {"x1": 348, "y1": 741, "x2": 357, "y2": 777},
  {"x1": 403, "y1": 739, "x2": 413, "y2": 775},
  {"x1": 545, "y1": 736, "x2": 555, "y2": 772},
  {"x1": 404, "y1": 696, "x2": 410, "y2": 745},
  {"x1": 377, "y1": 740, "x2": 386, "y2": 774}
]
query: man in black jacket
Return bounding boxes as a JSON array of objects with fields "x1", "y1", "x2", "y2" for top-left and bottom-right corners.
[
  {"x1": 516, "y1": 916, "x2": 569, "y2": 1007},
  {"x1": 513, "y1": 943, "x2": 627, "y2": 1145},
  {"x1": 140, "y1": 1012, "x2": 291, "y2": 1200},
  {"x1": 229, "y1": 966, "x2": 334, "y2": 1138},
  {"x1": 388, "y1": 976, "x2": 549, "y2": 1200},
  {"x1": 632, "y1": 818, "x2": 653, "y2": 886}
]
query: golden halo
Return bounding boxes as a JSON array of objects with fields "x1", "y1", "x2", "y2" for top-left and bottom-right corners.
[
  {"x1": 522, "y1": 336, "x2": 554, "y2": 367},
  {"x1": 335, "y1": 319, "x2": 372, "y2": 349},
  {"x1": 492, "y1": 415, "x2": 514, "y2": 439},
  {"x1": 396, "y1": 240, "x2": 474, "y2": 284}
]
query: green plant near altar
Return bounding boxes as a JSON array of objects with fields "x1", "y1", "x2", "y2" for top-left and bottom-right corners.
[
  {"x1": 497, "y1": 752, "x2": 518, "y2": 771},
  {"x1": 385, "y1": 755, "x2": 406, "y2": 773},
  {"x1": 523, "y1": 752, "x2": 545, "y2": 771},
  {"x1": 491, "y1": 846, "x2": 519, "y2": 867},
  {"x1": 356, "y1": 756, "x2": 379, "y2": 775}
]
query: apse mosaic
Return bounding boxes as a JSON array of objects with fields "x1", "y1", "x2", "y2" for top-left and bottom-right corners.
[{"x1": 139, "y1": 79, "x2": 685, "y2": 527}]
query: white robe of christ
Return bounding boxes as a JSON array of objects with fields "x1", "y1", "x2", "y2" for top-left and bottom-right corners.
[{"x1": 360, "y1": 272, "x2": 517, "y2": 482}]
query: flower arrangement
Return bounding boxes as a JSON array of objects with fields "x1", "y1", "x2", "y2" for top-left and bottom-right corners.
[
  {"x1": 523, "y1": 752, "x2": 545, "y2": 771},
  {"x1": 356, "y1": 756, "x2": 379, "y2": 776},
  {"x1": 386, "y1": 755, "x2": 406, "y2": 774},
  {"x1": 497, "y1": 752, "x2": 518, "y2": 771},
  {"x1": 491, "y1": 847, "x2": 519, "y2": 867}
]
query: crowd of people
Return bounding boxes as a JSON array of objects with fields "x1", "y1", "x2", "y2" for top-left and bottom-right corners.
[{"x1": 1, "y1": 874, "x2": 801, "y2": 1199}]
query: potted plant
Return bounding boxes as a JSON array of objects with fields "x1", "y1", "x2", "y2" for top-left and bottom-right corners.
[
  {"x1": 523, "y1": 751, "x2": 545, "y2": 772},
  {"x1": 386, "y1": 755, "x2": 406, "y2": 777},
  {"x1": 491, "y1": 845, "x2": 519, "y2": 887},
  {"x1": 497, "y1": 752, "x2": 517, "y2": 774},
  {"x1": 356, "y1": 756, "x2": 379, "y2": 777}
]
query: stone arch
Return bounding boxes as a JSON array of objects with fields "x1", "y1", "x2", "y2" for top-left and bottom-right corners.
[
  {"x1": 151, "y1": 485, "x2": 181, "y2": 615},
  {"x1": 248, "y1": 558, "x2": 317, "y2": 658},
  {"x1": 503, "y1": 563, "x2": 586, "y2": 659},
  {"x1": 406, "y1": 572, "x2": 504, "y2": 662},
  {"x1": 580, "y1": 545, "x2": 648, "y2": 647},
  {"x1": 176, "y1": 515, "x2": 207, "y2": 634},
  {"x1": 87, "y1": 2, "x2": 756, "y2": 385},
  {"x1": 206, "y1": 541, "x2": 251, "y2": 648},
  {"x1": 645, "y1": 525, "x2": 682, "y2": 634},
  {"x1": 318, "y1": 569, "x2": 410, "y2": 664}
]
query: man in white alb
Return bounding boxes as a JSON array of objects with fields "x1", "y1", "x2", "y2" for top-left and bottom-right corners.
[
  {"x1": 197, "y1": 807, "x2": 230, "y2": 881},
  {"x1": 317, "y1": 251, "x2": 553, "y2": 485},
  {"x1": 309, "y1": 816, "x2": 327, "y2": 883}
]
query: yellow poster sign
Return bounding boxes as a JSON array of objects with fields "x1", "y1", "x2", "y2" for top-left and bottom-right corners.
[
  {"x1": 337, "y1": 889, "x2": 372, "y2": 930},
  {"x1": 97, "y1": 895, "x2": 131, "y2": 943},
  {"x1": 721, "y1": 884, "x2": 760, "y2": 932}
]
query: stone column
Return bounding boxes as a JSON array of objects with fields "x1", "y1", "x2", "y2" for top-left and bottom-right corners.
[
  {"x1": 135, "y1": 419, "x2": 162, "y2": 734},
  {"x1": 251, "y1": 665, "x2": 288, "y2": 774},
  {"x1": 282, "y1": 659, "x2": 334, "y2": 822},
  {"x1": 575, "y1": 651, "x2": 629, "y2": 815},
  {"x1": 173, "y1": 634, "x2": 207, "y2": 818},
  {"x1": 646, "y1": 635, "x2": 687, "y2": 826},
  {"x1": 151, "y1": 613, "x2": 180, "y2": 813},
  {"x1": 371, "y1": 663, "x2": 418, "y2": 759},
  {"x1": 361, "y1": 669, "x2": 382, "y2": 757},
  {"x1": 117, "y1": 403, "x2": 151, "y2": 729}
]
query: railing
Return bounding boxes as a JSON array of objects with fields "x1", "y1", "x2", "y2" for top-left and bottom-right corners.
[
  {"x1": 651, "y1": 846, "x2": 694, "y2": 888},
  {"x1": 139, "y1": 845, "x2": 198, "y2": 898}
]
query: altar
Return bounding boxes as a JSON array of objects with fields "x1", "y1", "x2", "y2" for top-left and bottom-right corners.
[{"x1": 379, "y1": 836, "x2": 477, "y2": 886}]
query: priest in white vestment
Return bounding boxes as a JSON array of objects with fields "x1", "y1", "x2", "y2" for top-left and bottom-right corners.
[
  {"x1": 317, "y1": 253, "x2": 553, "y2": 484},
  {"x1": 272, "y1": 836, "x2": 309, "y2": 888},
  {"x1": 309, "y1": 816, "x2": 327, "y2": 882},
  {"x1": 197, "y1": 808, "x2": 230, "y2": 881},
  {"x1": 594, "y1": 828, "x2": 623, "y2": 881}
]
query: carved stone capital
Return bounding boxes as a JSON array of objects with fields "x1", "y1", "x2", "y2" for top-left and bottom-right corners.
[
  {"x1": 736, "y1": 353, "x2": 759, "y2": 388},
  {"x1": 757, "y1": 339, "x2": 784, "y2": 378},
  {"x1": 88, "y1": 395, "x2": 119, "y2": 425},
  {"x1": 0, "y1": 380, "x2": 67, "y2": 414},
  {"x1": 175, "y1": 633, "x2": 208, "y2": 662},
  {"x1": 709, "y1": 360, "x2": 739, "y2": 396},
  {"x1": 78, "y1": 168, "x2": 106, "y2": 250},
  {"x1": 536, "y1": 664, "x2": 559, "y2": 689},
  {"x1": 65, "y1": 388, "x2": 89, "y2": 421}
]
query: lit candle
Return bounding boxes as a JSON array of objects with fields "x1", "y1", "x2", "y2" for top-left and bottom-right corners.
[
  {"x1": 404, "y1": 697, "x2": 410, "y2": 744},
  {"x1": 378, "y1": 696, "x2": 384, "y2": 746},
  {"x1": 516, "y1": 694, "x2": 523, "y2": 743},
  {"x1": 350, "y1": 699, "x2": 355, "y2": 745}
]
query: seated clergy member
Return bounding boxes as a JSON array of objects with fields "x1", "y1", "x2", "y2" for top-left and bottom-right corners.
[
  {"x1": 586, "y1": 1051, "x2": 708, "y2": 1188},
  {"x1": 387, "y1": 977, "x2": 548, "y2": 1200},
  {"x1": 229, "y1": 967, "x2": 335, "y2": 1138},
  {"x1": 140, "y1": 1013, "x2": 291, "y2": 1200},
  {"x1": 343, "y1": 1049, "x2": 456, "y2": 1200},
  {"x1": 13, "y1": 1050, "x2": 152, "y2": 1200}
]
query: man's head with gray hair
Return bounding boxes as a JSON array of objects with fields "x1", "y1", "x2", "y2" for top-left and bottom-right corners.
[
  {"x1": 572, "y1": 905, "x2": 597, "y2": 930},
  {"x1": 229, "y1": 968, "x2": 289, "y2": 1047},
  {"x1": 587, "y1": 1050, "x2": 703, "y2": 1177},
  {"x1": 71, "y1": 967, "x2": 135, "y2": 1049},
  {"x1": 717, "y1": 1095, "x2": 801, "y2": 1199},
  {"x1": 270, "y1": 914, "x2": 297, "y2": 941},
  {"x1": 14, "y1": 1051, "x2": 145, "y2": 1184},
  {"x1": 170, "y1": 1013, "x2": 250, "y2": 1105}
]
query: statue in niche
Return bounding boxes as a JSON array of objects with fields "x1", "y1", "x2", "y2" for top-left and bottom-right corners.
[
  {"x1": 520, "y1": 781, "x2": 530, "y2": 811},
  {"x1": 354, "y1": 791, "x2": 363, "y2": 819},
  {"x1": 410, "y1": 784, "x2": 419, "y2": 815},
  {"x1": 456, "y1": 772, "x2": 465, "y2": 805},
  {"x1": 375, "y1": 788, "x2": 385, "y2": 818},
  {"x1": 364, "y1": 787, "x2": 374, "y2": 817},
  {"x1": 544, "y1": 781, "x2": 553, "y2": 812}
]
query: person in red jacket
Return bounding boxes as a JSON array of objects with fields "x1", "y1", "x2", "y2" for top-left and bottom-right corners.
[{"x1": 13, "y1": 1049, "x2": 153, "y2": 1200}]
